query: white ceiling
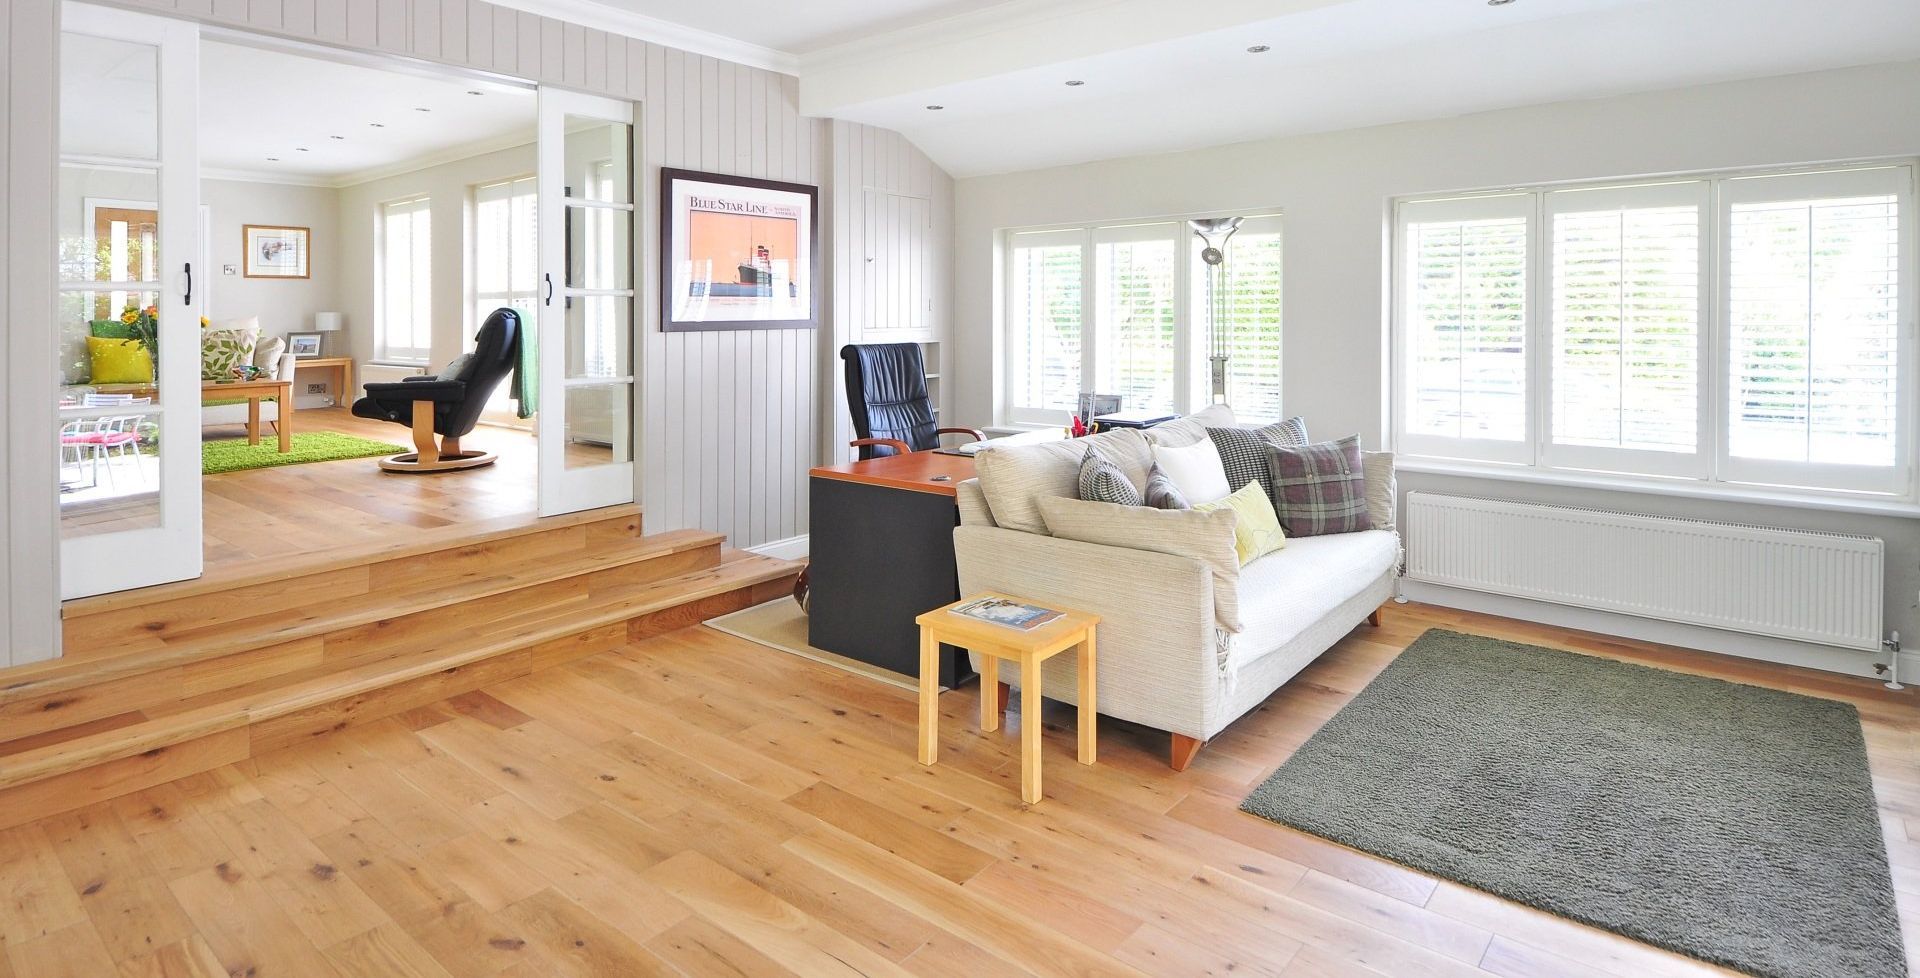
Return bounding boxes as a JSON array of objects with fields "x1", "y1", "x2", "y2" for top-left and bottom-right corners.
[
  {"x1": 196, "y1": 40, "x2": 535, "y2": 184},
  {"x1": 569, "y1": 0, "x2": 989, "y2": 55}
]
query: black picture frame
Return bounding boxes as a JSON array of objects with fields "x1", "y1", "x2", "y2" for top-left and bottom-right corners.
[{"x1": 661, "y1": 167, "x2": 819, "y2": 332}]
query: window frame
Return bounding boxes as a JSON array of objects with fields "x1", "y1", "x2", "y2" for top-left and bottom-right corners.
[
  {"x1": 375, "y1": 194, "x2": 433, "y2": 365},
  {"x1": 1002, "y1": 211, "x2": 1283, "y2": 427},
  {"x1": 1390, "y1": 160, "x2": 1918, "y2": 503}
]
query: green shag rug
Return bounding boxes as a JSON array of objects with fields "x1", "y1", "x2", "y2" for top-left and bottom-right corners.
[
  {"x1": 1241, "y1": 628, "x2": 1904, "y2": 978},
  {"x1": 202, "y1": 432, "x2": 404, "y2": 475}
]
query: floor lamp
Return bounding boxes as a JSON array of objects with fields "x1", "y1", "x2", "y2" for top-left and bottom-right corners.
[{"x1": 1190, "y1": 217, "x2": 1243, "y2": 403}]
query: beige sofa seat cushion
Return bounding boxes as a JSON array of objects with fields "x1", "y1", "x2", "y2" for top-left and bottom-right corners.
[
  {"x1": 1036, "y1": 494, "x2": 1243, "y2": 632},
  {"x1": 973, "y1": 427, "x2": 1151, "y2": 535},
  {"x1": 1144, "y1": 403, "x2": 1236, "y2": 447},
  {"x1": 1229, "y1": 528, "x2": 1399, "y2": 670}
]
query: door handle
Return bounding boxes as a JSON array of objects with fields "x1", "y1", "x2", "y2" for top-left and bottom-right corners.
[
  {"x1": 184, "y1": 262, "x2": 193, "y2": 306},
  {"x1": 544, "y1": 273, "x2": 554, "y2": 306}
]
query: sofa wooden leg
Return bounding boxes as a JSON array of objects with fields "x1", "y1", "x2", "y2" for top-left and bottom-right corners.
[
  {"x1": 1367, "y1": 608, "x2": 1383, "y2": 627},
  {"x1": 997, "y1": 681, "x2": 1011, "y2": 714},
  {"x1": 1171, "y1": 734, "x2": 1205, "y2": 772}
]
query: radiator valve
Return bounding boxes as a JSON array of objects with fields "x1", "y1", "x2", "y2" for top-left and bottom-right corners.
[{"x1": 1878, "y1": 632, "x2": 1904, "y2": 691}]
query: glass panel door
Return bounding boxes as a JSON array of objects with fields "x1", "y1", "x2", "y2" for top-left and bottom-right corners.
[
  {"x1": 58, "y1": 3, "x2": 202, "y2": 599},
  {"x1": 536, "y1": 88, "x2": 637, "y2": 516}
]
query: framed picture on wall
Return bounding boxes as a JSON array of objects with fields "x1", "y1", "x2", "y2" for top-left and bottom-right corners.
[
  {"x1": 243, "y1": 224, "x2": 310, "y2": 279},
  {"x1": 661, "y1": 168, "x2": 817, "y2": 331}
]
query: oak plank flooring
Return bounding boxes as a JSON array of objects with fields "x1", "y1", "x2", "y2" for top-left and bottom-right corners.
[{"x1": 0, "y1": 603, "x2": 1914, "y2": 976}]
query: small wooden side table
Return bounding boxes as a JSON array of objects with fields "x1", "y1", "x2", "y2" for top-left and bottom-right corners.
[
  {"x1": 294, "y1": 356, "x2": 355, "y2": 407},
  {"x1": 915, "y1": 595, "x2": 1099, "y2": 804}
]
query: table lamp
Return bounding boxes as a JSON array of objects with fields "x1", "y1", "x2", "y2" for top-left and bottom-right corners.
[{"x1": 313, "y1": 312, "x2": 343, "y2": 356}]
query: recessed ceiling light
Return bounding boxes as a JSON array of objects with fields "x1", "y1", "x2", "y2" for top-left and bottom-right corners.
[
  {"x1": 414, "y1": 107, "x2": 432, "y2": 112},
  {"x1": 466, "y1": 90, "x2": 484, "y2": 96},
  {"x1": 294, "y1": 147, "x2": 309, "y2": 152},
  {"x1": 266, "y1": 157, "x2": 280, "y2": 162},
  {"x1": 370, "y1": 122, "x2": 386, "y2": 128},
  {"x1": 1487, "y1": 0, "x2": 1516, "y2": 5},
  {"x1": 1064, "y1": 79, "x2": 1085, "y2": 87},
  {"x1": 1247, "y1": 44, "x2": 1271, "y2": 53},
  {"x1": 925, "y1": 104, "x2": 944, "y2": 111},
  {"x1": 329, "y1": 135, "x2": 345, "y2": 140}
]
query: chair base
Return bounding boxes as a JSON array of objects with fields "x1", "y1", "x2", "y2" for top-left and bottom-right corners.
[{"x1": 377, "y1": 450, "x2": 497, "y2": 473}]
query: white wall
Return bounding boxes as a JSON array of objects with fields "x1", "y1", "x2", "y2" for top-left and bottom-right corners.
[
  {"x1": 953, "y1": 60, "x2": 1920, "y2": 672},
  {"x1": 336, "y1": 140, "x2": 535, "y2": 371},
  {"x1": 202, "y1": 178, "x2": 340, "y2": 343}
]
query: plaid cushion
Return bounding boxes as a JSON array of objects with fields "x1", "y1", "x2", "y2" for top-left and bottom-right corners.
[
  {"x1": 1077, "y1": 446, "x2": 1142, "y2": 506},
  {"x1": 1264, "y1": 435, "x2": 1371, "y2": 536},
  {"x1": 1207, "y1": 417, "x2": 1310, "y2": 499}
]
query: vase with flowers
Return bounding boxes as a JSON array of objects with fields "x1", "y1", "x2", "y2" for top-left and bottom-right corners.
[{"x1": 111, "y1": 303, "x2": 210, "y2": 368}]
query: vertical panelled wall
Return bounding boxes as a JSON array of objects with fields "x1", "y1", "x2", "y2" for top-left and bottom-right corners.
[
  {"x1": 2, "y1": 0, "x2": 63, "y2": 665},
  {"x1": 4, "y1": 0, "x2": 956, "y2": 584},
  {"x1": 823, "y1": 120, "x2": 955, "y2": 467}
]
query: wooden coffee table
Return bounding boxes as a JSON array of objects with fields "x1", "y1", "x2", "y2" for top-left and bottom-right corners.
[
  {"x1": 915, "y1": 594, "x2": 1099, "y2": 804},
  {"x1": 204, "y1": 379, "x2": 293, "y2": 452}
]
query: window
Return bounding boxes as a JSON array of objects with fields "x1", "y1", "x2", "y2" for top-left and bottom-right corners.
[
  {"x1": 1005, "y1": 214, "x2": 1283, "y2": 424},
  {"x1": 378, "y1": 195, "x2": 432, "y2": 363},
  {"x1": 472, "y1": 176, "x2": 537, "y2": 345},
  {"x1": 1394, "y1": 163, "x2": 1914, "y2": 499}
]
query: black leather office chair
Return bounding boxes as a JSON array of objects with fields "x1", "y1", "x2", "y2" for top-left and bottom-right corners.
[
  {"x1": 352, "y1": 308, "x2": 521, "y2": 473},
  {"x1": 840, "y1": 343, "x2": 982, "y2": 459}
]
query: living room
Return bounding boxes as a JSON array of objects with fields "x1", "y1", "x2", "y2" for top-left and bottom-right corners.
[{"x1": 1, "y1": 1, "x2": 1918, "y2": 977}]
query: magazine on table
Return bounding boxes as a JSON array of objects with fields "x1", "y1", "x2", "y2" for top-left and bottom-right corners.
[{"x1": 949, "y1": 597, "x2": 1063, "y2": 631}]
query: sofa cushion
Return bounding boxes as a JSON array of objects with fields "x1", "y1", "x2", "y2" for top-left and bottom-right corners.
[
  {"x1": 1230, "y1": 529, "x2": 1400, "y2": 669},
  {"x1": 1265, "y1": 436, "x2": 1371, "y2": 537},
  {"x1": 1363, "y1": 450, "x2": 1396, "y2": 532},
  {"x1": 1150, "y1": 436, "x2": 1231, "y2": 504},
  {"x1": 1145, "y1": 403, "x2": 1236, "y2": 447},
  {"x1": 87, "y1": 336, "x2": 153, "y2": 384},
  {"x1": 1207, "y1": 417, "x2": 1309, "y2": 499},
  {"x1": 1195, "y1": 480, "x2": 1287, "y2": 565},
  {"x1": 253, "y1": 335, "x2": 288, "y2": 377},
  {"x1": 973, "y1": 427, "x2": 1151, "y2": 535},
  {"x1": 1144, "y1": 463, "x2": 1190, "y2": 510},
  {"x1": 201, "y1": 322, "x2": 259, "y2": 381},
  {"x1": 1036, "y1": 494, "x2": 1243, "y2": 632},
  {"x1": 1078, "y1": 446, "x2": 1142, "y2": 506}
]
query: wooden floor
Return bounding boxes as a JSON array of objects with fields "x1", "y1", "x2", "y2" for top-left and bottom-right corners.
[{"x1": 2, "y1": 603, "x2": 1916, "y2": 978}]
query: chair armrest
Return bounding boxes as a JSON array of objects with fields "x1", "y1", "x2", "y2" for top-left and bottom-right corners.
[
  {"x1": 952, "y1": 524, "x2": 1220, "y2": 738},
  {"x1": 400, "y1": 374, "x2": 438, "y2": 383},
  {"x1": 849, "y1": 437, "x2": 911, "y2": 456},
  {"x1": 362, "y1": 379, "x2": 465, "y2": 403},
  {"x1": 275, "y1": 353, "x2": 299, "y2": 381},
  {"x1": 936, "y1": 427, "x2": 986, "y2": 443}
]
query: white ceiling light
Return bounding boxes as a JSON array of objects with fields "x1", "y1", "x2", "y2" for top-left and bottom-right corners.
[
  {"x1": 926, "y1": 104, "x2": 944, "y2": 110},
  {"x1": 1247, "y1": 44, "x2": 1270, "y2": 53},
  {"x1": 1064, "y1": 79, "x2": 1085, "y2": 86}
]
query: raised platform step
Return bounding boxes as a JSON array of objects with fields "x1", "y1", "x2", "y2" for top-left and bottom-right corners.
[{"x1": 0, "y1": 509, "x2": 802, "y2": 829}]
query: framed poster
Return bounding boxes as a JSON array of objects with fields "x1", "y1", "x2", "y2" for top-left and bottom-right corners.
[
  {"x1": 242, "y1": 224, "x2": 310, "y2": 279},
  {"x1": 661, "y1": 168, "x2": 817, "y2": 331}
]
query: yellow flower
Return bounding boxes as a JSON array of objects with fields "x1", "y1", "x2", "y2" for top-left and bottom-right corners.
[
  {"x1": 120, "y1": 309, "x2": 138, "y2": 324},
  {"x1": 143, "y1": 305, "x2": 159, "y2": 318}
]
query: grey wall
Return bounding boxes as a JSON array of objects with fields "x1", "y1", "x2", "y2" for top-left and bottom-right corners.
[
  {"x1": 951, "y1": 61, "x2": 1920, "y2": 665},
  {"x1": 3, "y1": 0, "x2": 955, "y2": 663}
]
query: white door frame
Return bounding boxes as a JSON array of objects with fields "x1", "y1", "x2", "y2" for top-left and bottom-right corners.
[
  {"x1": 59, "y1": 2, "x2": 204, "y2": 600},
  {"x1": 536, "y1": 85, "x2": 638, "y2": 516}
]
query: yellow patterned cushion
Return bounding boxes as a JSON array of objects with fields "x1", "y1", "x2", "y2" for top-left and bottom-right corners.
[
  {"x1": 1195, "y1": 479, "x2": 1286, "y2": 565},
  {"x1": 87, "y1": 336, "x2": 154, "y2": 385}
]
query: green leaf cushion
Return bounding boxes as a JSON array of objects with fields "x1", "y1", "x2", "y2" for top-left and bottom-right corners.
[
  {"x1": 201, "y1": 325, "x2": 259, "y2": 381},
  {"x1": 90, "y1": 319, "x2": 139, "y2": 339}
]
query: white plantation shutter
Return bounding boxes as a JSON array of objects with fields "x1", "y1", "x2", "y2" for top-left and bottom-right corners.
[
  {"x1": 1397, "y1": 195, "x2": 1532, "y2": 463},
  {"x1": 1219, "y1": 218, "x2": 1284, "y2": 422},
  {"x1": 1009, "y1": 230, "x2": 1086, "y2": 418},
  {"x1": 1721, "y1": 166, "x2": 1911, "y2": 493},
  {"x1": 379, "y1": 196, "x2": 433, "y2": 362},
  {"x1": 474, "y1": 176, "x2": 538, "y2": 339},
  {"x1": 1546, "y1": 182, "x2": 1708, "y2": 476},
  {"x1": 1095, "y1": 224, "x2": 1178, "y2": 415}
]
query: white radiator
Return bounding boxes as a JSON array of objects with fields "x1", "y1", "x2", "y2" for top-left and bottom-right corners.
[{"x1": 1404, "y1": 492, "x2": 1885, "y2": 652}]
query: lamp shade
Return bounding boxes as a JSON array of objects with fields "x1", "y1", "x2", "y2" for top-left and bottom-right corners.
[{"x1": 313, "y1": 312, "x2": 344, "y2": 332}]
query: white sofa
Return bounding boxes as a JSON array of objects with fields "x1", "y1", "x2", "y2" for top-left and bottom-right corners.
[{"x1": 953, "y1": 405, "x2": 1400, "y2": 770}]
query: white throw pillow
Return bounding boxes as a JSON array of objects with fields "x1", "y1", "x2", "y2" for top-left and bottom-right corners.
[{"x1": 1150, "y1": 437, "x2": 1231, "y2": 504}]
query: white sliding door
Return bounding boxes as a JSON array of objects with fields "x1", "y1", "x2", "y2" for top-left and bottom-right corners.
[
  {"x1": 58, "y1": 3, "x2": 202, "y2": 598},
  {"x1": 536, "y1": 87, "x2": 637, "y2": 516}
]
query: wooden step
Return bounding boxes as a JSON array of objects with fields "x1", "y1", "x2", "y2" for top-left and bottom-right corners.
[{"x1": 0, "y1": 549, "x2": 802, "y2": 829}]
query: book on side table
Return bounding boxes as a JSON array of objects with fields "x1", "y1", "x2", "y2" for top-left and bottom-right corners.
[{"x1": 948, "y1": 596, "x2": 1063, "y2": 631}]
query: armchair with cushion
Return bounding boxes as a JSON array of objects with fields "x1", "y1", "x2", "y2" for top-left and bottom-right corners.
[
  {"x1": 351, "y1": 308, "x2": 521, "y2": 473},
  {"x1": 840, "y1": 343, "x2": 982, "y2": 458}
]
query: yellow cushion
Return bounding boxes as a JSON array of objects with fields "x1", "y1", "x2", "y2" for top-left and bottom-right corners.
[
  {"x1": 87, "y1": 336, "x2": 154, "y2": 385},
  {"x1": 1195, "y1": 480, "x2": 1286, "y2": 565}
]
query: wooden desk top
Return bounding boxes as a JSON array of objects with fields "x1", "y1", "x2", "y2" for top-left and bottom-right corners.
[{"x1": 810, "y1": 450, "x2": 976, "y2": 497}]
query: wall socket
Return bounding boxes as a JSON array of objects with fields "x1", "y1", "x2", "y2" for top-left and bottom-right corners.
[{"x1": 306, "y1": 383, "x2": 326, "y2": 395}]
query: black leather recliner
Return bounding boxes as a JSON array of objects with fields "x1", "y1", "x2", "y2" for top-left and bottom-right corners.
[
  {"x1": 839, "y1": 343, "x2": 983, "y2": 459},
  {"x1": 352, "y1": 307, "x2": 522, "y2": 472}
]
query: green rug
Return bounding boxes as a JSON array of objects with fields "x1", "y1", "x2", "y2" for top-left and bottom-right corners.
[
  {"x1": 1241, "y1": 628, "x2": 1904, "y2": 978},
  {"x1": 202, "y1": 432, "x2": 404, "y2": 475}
]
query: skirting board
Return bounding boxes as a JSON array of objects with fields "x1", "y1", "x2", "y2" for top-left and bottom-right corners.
[
  {"x1": 750, "y1": 535, "x2": 810, "y2": 561},
  {"x1": 1399, "y1": 580, "x2": 1919, "y2": 683}
]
